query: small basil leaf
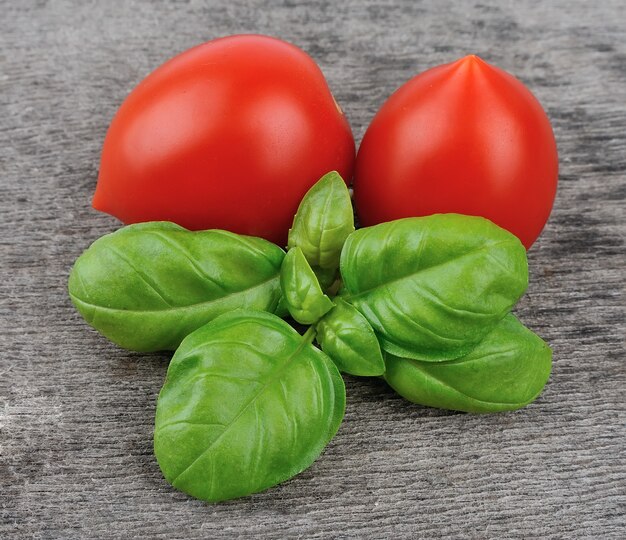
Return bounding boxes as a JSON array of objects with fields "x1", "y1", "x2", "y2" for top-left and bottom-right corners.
[
  {"x1": 316, "y1": 299, "x2": 385, "y2": 377},
  {"x1": 280, "y1": 247, "x2": 334, "y2": 325},
  {"x1": 154, "y1": 310, "x2": 345, "y2": 502},
  {"x1": 384, "y1": 314, "x2": 552, "y2": 413},
  {"x1": 68, "y1": 222, "x2": 285, "y2": 352},
  {"x1": 340, "y1": 214, "x2": 528, "y2": 361},
  {"x1": 288, "y1": 171, "x2": 355, "y2": 270}
]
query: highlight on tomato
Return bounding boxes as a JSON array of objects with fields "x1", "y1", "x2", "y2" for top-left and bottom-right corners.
[
  {"x1": 93, "y1": 35, "x2": 355, "y2": 246},
  {"x1": 353, "y1": 55, "x2": 558, "y2": 249}
]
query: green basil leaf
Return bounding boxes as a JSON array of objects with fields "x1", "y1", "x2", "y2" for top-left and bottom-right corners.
[
  {"x1": 280, "y1": 247, "x2": 334, "y2": 324},
  {"x1": 68, "y1": 222, "x2": 285, "y2": 352},
  {"x1": 316, "y1": 299, "x2": 385, "y2": 377},
  {"x1": 287, "y1": 171, "x2": 355, "y2": 270},
  {"x1": 154, "y1": 310, "x2": 345, "y2": 502},
  {"x1": 340, "y1": 214, "x2": 528, "y2": 361},
  {"x1": 384, "y1": 314, "x2": 552, "y2": 413}
]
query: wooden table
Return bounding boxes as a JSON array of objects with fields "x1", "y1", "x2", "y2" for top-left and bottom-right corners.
[{"x1": 1, "y1": 1, "x2": 624, "y2": 537}]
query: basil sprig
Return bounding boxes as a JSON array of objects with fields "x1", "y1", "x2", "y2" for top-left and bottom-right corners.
[{"x1": 68, "y1": 171, "x2": 552, "y2": 503}]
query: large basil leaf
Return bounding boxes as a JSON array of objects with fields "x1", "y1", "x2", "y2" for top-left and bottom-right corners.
[
  {"x1": 68, "y1": 222, "x2": 285, "y2": 352},
  {"x1": 154, "y1": 310, "x2": 345, "y2": 502},
  {"x1": 280, "y1": 247, "x2": 334, "y2": 324},
  {"x1": 316, "y1": 299, "x2": 385, "y2": 377},
  {"x1": 384, "y1": 314, "x2": 552, "y2": 413},
  {"x1": 340, "y1": 214, "x2": 528, "y2": 361},
  {"x1": 287, "y1": 171, "x2": 354, "y2": 270}
]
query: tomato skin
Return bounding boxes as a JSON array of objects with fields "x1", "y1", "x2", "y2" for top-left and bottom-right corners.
[
  {"x1": 93, "y1": 35, "x2": 355, "y2": 246},
  {"x1": 354, "y1": 55, "x2": 558, "y2": 249}
]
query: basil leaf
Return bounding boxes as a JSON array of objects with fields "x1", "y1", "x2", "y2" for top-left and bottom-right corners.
[
  {"x1": 384, "y1": 314, "x2": 552, "y2": 413},
  {"x1": 340, "y1": 214, "x2": 528, "y2": 361},
  {"x1": 316, "y1": 299, "x2": 385, "y2": 377},
  {"x1": 280, "y1": 247, "x2": 334, "y2": 324},
  {"x1": 287, "y1": 171, "x2": 355, "y2": 270},
  {"x1": 68, "y1": 222, "x2": 285, "y2": 352},
  {"x1": 154, "y1": 310, "x2": 345, "y2": 502}
]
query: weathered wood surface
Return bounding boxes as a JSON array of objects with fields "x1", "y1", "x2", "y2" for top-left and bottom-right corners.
[{"x1": 1, "y1": 1, "x2": 624, "y2": 538}]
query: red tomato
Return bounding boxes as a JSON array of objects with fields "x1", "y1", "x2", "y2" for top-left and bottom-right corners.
[
  {"x1": 93, "y1": 35, "x2": 355, "y2": 245},
  {"x1": 353, "y1": 55, "x2": 558, "y2": 249}
]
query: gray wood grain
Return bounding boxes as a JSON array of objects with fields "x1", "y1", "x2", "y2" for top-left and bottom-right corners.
[{"x1": 1, "y1": 0, "x2": 624, "y2": 538}]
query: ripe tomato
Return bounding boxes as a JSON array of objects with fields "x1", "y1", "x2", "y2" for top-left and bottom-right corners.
[
  {"x1": 353, "y1": 55, "x2": 558, "y2": 249},
  {"x1": 93, "y1": 35, "x2": 355, "y2": 245}
]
